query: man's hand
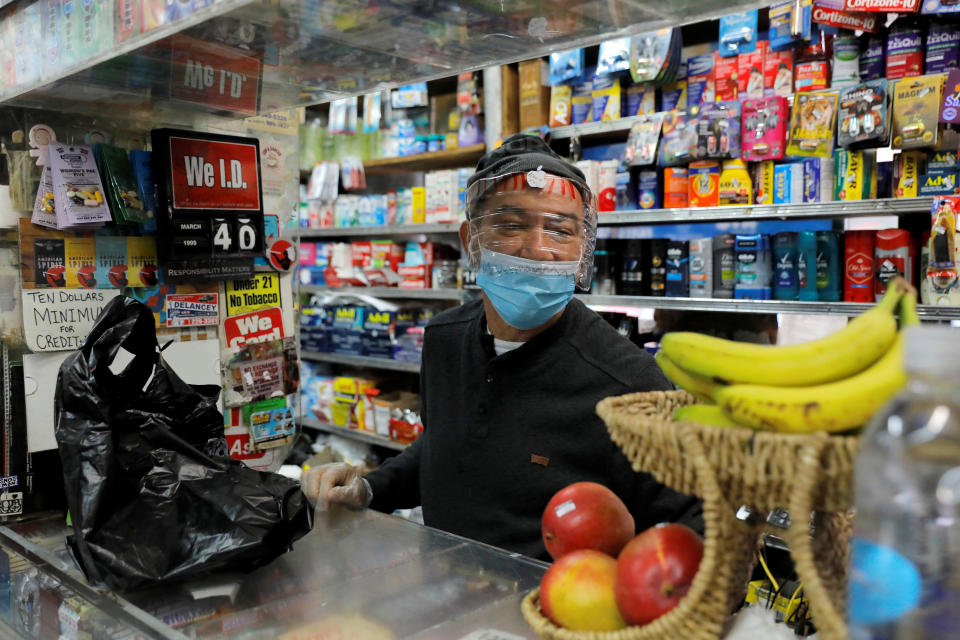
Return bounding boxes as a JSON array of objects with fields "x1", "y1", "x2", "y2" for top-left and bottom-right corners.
[{"x1": 301, "y1": 463, "x2": 371, "y2": 510}]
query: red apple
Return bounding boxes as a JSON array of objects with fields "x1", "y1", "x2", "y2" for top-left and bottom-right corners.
[
  {"x1": 540, "y1": 549, "x2": 626, "y2": 631},
  {"x1": 542, "y1": 482, "x2": 635, "y2": 560},
  {"x1": 615, "y1": 523, "x2": 703, "y2": 626}
]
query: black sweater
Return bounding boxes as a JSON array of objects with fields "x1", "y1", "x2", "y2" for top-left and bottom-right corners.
[{"x1": 365, "y1": 298, "x2": 702, "y2": 560}]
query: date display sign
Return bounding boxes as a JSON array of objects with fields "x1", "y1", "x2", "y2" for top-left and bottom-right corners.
[{"x1": 152, "y1": 128, "x2": 265, "y2": 282}]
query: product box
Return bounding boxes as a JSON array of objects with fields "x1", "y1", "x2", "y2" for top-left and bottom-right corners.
[
  {"x1": 575, "y1": 160, "x2": 600, "y2": 197},
  {"x1": 661, "y1": 63, "x2": 688, "y2": 110},
  {"x1": 664, "y1": 167, "x2": 689, "y2": 208},
  {"x1": 774, "y1": 163, "x2": 804, "y2": 204},
  {"x1": 803, "y1": 157, "x2": 835, "y2": 202},
  {"x1": 686, "y1": 53, "x2": 716, "y2": 105},
  {"x1": 519, "y1": 59, "x2": 552, "y2": 129},
  {"x1": 741, "y1": 97, "x2": 788, "y2": 161},
  {"x1": 571, "y1": 82, "x2": 593, "y2": 124},
  {"x1": 764, "y1": 48, "x2": 794, "y2": 97},
  {"x1": 715, "y1": 55, "x2": 739, "y2": 102},
  {"x1": 753, "y1": 160, "x2": 776, "y2": 204},
  {"x1": 894, "y1": 151, "x2": 923, "y2": 197},
  {"x1": 659, "y1": 110, "x2": 696, "y2": 166},
  {"x1": 919, "y1": 169, "x2": 960, "y2": 195},
  {"x1": 591, "y1": 76, "x2": 622, "y2": 122},
  {"x1": 927, "y1": 150, "x2": 958, "y2": 170},
  {"x1": 638, "y1": 170, "x2": 660, "y2": 209},
  {"x1": 329, "y1": 306, "x2": 365, "y2": 356},
  {"x1": 625, "y1": 83, "x2": 656, "y2": 116},
  {"x1": 692, "y1": 101, "x2": 741, "y2": 160},
  {"x1": 665, "y1": 240, "x2": 690, "y2": 297},
  {"x1": 689, "y1": 237, "x2": 713, "y2": 298},
  {"x1": 410, "y1": 186, "x2": 426, "y2": 223},
  {"x1": 787, "y1": 90, "x2": 839, "y2": 157},
  {"x1": 688, "y1": 161, "x2": 720, "y2": 207},
  {"x1": 64, "y1": 237, "x2": 96, "y2": 288},
  {"x1": 887, "y1": 24, "x2": 925, "y2": 80},
  {"x1": 837, "y1": 80, "x2": 890, "y2": 148},
  {"x1": 738, "y1": 41, "x2": 767, "y2": 100},
  {"x1": 833, "y1": 149, "x2": 877, "y2": 200},
  {"x1": 361, "y1": 309, "x2": 397, "y2": 358},
  {"x1": 549, "y1": 85, "x2": 573, "y2": 127},
  {"x1": 892, "y1": 74, "x2": 943, "y2": 149},
  {"x1": 925, "y1": 23, "x2": 960, "y2": 74}
]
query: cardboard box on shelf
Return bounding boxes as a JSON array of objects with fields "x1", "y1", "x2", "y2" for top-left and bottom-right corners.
[
  {"x1": 519, "y1": 59, "x2": 551, "y2": 129},
  {"x1": 501, "y1": 64, "x2": 520, "y2": 137}
]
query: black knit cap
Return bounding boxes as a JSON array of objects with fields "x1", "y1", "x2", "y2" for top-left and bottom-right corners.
[{"x1": 466, "y1": 133, "x2": 585, "y2": 191}]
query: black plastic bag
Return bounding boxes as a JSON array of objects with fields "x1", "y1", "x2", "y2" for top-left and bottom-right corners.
[{"x1": 54, "y1": 297, "x2": 312, "y2": 591}]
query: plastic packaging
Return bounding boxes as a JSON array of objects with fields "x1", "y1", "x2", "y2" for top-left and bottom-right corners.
[
  {"x1": 837, "y1": 80, "x2": 889, "y2": 148},
  {"x1": 926, "y1": 197, "x2": 960, "y2": 305},
  {"x1": 719, "y1": 10, "x2": 758, "y2": 57},
  {"x1": 596, "y1": 38, "x2": 631, "y2": 77},
  {"x1": 816, "y1": 230, "x2": 842, "y2": 301},
  {"x1": 798, "y1": 230, "x2": 819, "y2": 301},
  {"x1": 549, "y1": 49, "x2": 585, "y2": 85},
  {"x1": 844, "y1": 230, "x2": 876, "y2": 302},
  {"x1": 713, "y1": 234, "x2": 737, "y2": 298},
  {"x1": 850, "y1": 326, "x2": 960, "y2": 636},
  {"x1": 54, "y1": 297, "x2": 312, "y2": 591},
  {"x1": 773, "y1": 232, "x2": 798, "y2": 300},
  {"x1": 741, "y1": 97, "x2": 789, "y2": 162},
  {"x1": 787, "y1": 90, "x2": 839, "y2": 157},
  {"x1": 795, "y1": 30, "x2": 832, "y2": 92}
]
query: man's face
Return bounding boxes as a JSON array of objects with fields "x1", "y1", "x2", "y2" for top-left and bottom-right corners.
[{"x1": 468, "y1": 184, "x2": 586, "y2": 263}]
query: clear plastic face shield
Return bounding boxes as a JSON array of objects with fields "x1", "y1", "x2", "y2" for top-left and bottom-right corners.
[{"x1": 464, "y1": 168, "x2": 599, "y2": 291}]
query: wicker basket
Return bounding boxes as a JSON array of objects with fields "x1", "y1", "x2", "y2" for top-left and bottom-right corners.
[{"x1": 521, "y1": 391, "x2": 858, "y2": 640}]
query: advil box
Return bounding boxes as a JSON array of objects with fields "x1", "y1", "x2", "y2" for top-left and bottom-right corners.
[{"x1": 362, "y1": 310, "x2": 397, "y2": 358}]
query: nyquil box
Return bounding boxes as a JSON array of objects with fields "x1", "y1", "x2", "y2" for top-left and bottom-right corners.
[{"x1": 926, "y1": 23, "x2": 960, "y2": 74}]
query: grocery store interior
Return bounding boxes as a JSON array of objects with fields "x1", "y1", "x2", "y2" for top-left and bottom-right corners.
[{"x1": 1, "y1": 0, "x2": 960, "y2": 638}]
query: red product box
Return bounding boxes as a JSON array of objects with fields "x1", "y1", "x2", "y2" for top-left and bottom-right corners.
[
  {"x1": 765, "y1": 49, "x2": 794, "y2": 97},
  {"x1": 843, "y1": 0, "x2": 919, "y2": 10},
  {"x1": 715, "y1": 55, "x2": 739, "y2": 102},
  {"x1": 350, "y1": 241, "x2": 372, "y2": 268},
  {"x1": 389, "y1": 417, "x2": 423, "y2": 444},
  {"x1": 738, "y1": 42, "x2": 767, "y2": 100},
  {"x1": 844, "y1": 230, "x2": 876, "y2": 302}
]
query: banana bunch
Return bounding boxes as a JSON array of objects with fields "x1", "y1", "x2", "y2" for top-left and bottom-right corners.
[{"x1": 659, "y1": 279, "x2": 918, "y2": 434}]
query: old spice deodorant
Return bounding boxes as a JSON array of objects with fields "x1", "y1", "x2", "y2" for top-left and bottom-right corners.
[
  {"x1": 844, "y1": 230, "x2": 876, "y2": 302},
  {"x1": 875, "y1": 228, "x2": 912, "y2": 301}
]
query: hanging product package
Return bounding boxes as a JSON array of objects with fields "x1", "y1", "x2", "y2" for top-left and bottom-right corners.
[{"x1": 53, "y1": 297, "x2": 312, "y2": 591}]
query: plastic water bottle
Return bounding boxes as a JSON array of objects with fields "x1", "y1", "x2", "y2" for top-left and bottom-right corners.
[{"x1": 849, "y1": 326, "x2": 960, "y2": 639}]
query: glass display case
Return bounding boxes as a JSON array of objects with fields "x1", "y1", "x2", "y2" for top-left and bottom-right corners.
[{"x1": 0, "y1": 507, "x2": 547, "y2": 639}]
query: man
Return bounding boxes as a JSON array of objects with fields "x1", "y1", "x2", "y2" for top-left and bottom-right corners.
[{"x1": 303, "y1": 134, "x2": 700, "y2": 560}]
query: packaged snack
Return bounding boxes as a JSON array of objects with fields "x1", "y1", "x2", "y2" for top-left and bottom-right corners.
[
  {"x1": 837, "y1": 80, "x2": 889, "y2": 148},
  {"x1": 715, "y1": 55, "x2": 739, "y2": 102},
  {"x1": 688, "y1": 161, "x2": 720, "y2": 207},
  {"x1": 549, "y1": 85, "x2": 572, "y2": 127},
  {"x1": 774, "y1": 163, "x2": 804, "y2": 204},
  {"x1": 894, "y1": 150, "x2": 923, "y2": 197},
  {"x1": 753, "y1": 160, "x2": 776, "y2": 204},
  {"x1": 719, "y1": 10, "x2": 758, "y2": 57},
  {"x1": 664, "y1": 167, "x2": 689, "y2": 208},
  {"x1": 718, "y1": 160, "x2": 753, "y2": 205},
  {"x1": 659, "y1": 110, "x2": 697, "y2": 166},
  {"x1": 859, "y1": 33, "x2": 886, "y2": 81},
  {"x1": 686, "y1": 53, "x2": 715, "y2": 105},
  {"x1": 787, "y1": 90, "x2": 840, "y2": 157},
  {"x1": 892, "y1": 74, "x2": 943, "y2": 148},
  {"x1": 596, "y1": 38, "x2": 632, "y2": 76},
  {"x1": 571, "y1": 82, "x2": 593, "y2": 124},
  {"x1": 549, "y1": 49, "x2": 584, "y2": 85},
  {"x1": 925, "y1": 22, "x2": 960, "y2": 74},
  {"x1": 832, "y1": 33, "x2": 861, "y2": 88},
  {"x1": 624, "y1": 83, "x2": 656, "y2": 116},
  {"x1": 638, "y1": 170, "x2": 660, "y2": 209},
  {"x1": 803, "y1": 157, "x2": 835, "y2": 202},
  {"x1": 741, "y1": 97, "x2": 789, "y2": 161},
  {"x1": 738, "y1": 41, "x2": 767, "y2": 100},
  {"x1": 691, "y1": 101, "x2": 740, "y2": 160},
  {"x1": 624, "y1": 114, "x2": 664, "y2": 166},
  {"x1": 592, "y1": 76, "x2": 621, "y2": 121},
  {"x1": 764, "y1": 49, "x2": 795, "y2": 97},
  {"x1": 886, "y1": 19, "x2": 926, "y2": 80},
  {"x1": 833, "y1": 149, "x2": 877, "y2": 201},
  {"x1": 630, "y1": 28, "x2": 673, "y2": 83}
]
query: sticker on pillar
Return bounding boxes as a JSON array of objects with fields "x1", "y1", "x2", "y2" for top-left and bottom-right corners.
[
  {"x1": 268, "y1": 239, "x2": 296, "y2": 272},
  {"x1": 224, "y1": 306, "x2": 284, "y2": 348},
  {"x1": 225, "y1": 273, "x2": 280, "y2": 316},
  {"x1": 254, "y1": 214, "x2": 278, "y2": 270},
  {"x1": 166, "y1": 293, "x2": 219, "y2": 327}
]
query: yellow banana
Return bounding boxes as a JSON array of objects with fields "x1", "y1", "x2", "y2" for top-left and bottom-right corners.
[
  {"x1": 673, "y1": 404, "x2": 750, "y2": 429},
  {"x1": 714, "y1": 333, "x2": 907, "y2": 434},
  {"x1": 656, "y1": 351, "x2": 720, "y2": 404},
  {"x1": 660, "y1": 281, "x2": 906, "y2": 386}
]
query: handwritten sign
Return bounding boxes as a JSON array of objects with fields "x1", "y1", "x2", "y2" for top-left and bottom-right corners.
[{"x1": 22, "y1": 289, "x2": 120, "y2": 352}]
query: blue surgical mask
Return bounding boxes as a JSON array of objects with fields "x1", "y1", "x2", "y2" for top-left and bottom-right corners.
[{"x1": 476, "y1": 249, "x2": 579, "y2": 330}]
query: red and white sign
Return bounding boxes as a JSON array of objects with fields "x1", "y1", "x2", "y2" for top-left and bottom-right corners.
[
  {"x1": 225, "y1": 424, "x2": 278, "y2": 472},
  {"x1": 813, "y1": 4, "x2": 881, "y2": 31},
  {"x1": 169, "y1": 136, "x2": 261, "y2": 211},
  {"x1": 169, "y1": 35, "x2": 261, "y2": 115},
  {"x1": 165, "y1": 293, "x2": 219, "y2": 327},
  {"x1": 224, "y1": 307, "x2": 284, "y2": 348},
  {"x1": 843, "y1": 0, "x2": 919, "y2": 11}
]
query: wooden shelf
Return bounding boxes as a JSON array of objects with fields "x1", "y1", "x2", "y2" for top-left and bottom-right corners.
[{"x1": 300, "y1": 144, "x2": 485, "y2": 182}]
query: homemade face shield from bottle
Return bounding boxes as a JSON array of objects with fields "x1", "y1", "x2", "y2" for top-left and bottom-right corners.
[{"x1": 464, "y1": 168, "x2": 598, "y2": 330}]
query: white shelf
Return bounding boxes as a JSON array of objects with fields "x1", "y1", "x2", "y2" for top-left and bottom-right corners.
[
  {"x1": 299, "y1": 223, "x2": 461, "y2": 239},
  {"x1": 299, "y1": 417, "x2": 407, "y2": 451},
  {"x1": 578, "y1": 294, "x2": 960, "y2": 319},
  {"x1": 301, "y1": 286, "x2": 467, "y2": 301},
  {"x1": 301, "y1": 350, "x2": 421, "y2": 373},
  {"x1": 598, "y1": 198, "x2": 934, "y2": 226}
]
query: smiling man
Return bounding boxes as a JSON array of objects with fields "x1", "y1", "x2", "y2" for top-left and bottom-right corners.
[{"x1": 302, "y1": 134, "x2": 700, "y2": 560}]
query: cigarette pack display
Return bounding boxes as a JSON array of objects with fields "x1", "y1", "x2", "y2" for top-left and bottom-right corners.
[
  {"x1": 64, "y1": 237, "x2": 96, "y2": 289},
  {"x1": 665, "y1": 240, "x2": 689, "y2": 297}
]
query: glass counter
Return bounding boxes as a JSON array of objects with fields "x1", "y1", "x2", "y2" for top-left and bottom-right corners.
[{"x1": 0, "y1": 506, "x2": 547, "y2": 639}]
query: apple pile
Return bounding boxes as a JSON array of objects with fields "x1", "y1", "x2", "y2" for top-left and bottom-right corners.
[{"x1": 538, "y1": 482, "x2": 703, "y2": 632}]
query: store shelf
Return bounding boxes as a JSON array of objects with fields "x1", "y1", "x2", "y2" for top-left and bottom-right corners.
[
  {"x1": 301, "y1": 285, "x2": 466, "y2": 300},
  {"x1": 0, "y1": 0, "x2": 784, "y2": 122},
  {"x1": 550, "y1": 116, "x2": 644, "y2": 141},
  {"x1": 299, "y1": 416, "x2": 407, "y2": 451},
  {"x1": 299, "y1": 222, "x2": 461, "y2": 238},
  {"x1": 598, "y1": 198, "x2": 935, "y2": 226},
  {"x1": 577, "y1": 295, "x2": 960, "y2": 319},
  {"x1": 301, "y1": 350, "x2": 421, "y2": 373},
  {"x1": 299, "y1": 145, "x2": 486, "y2": 182}
]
